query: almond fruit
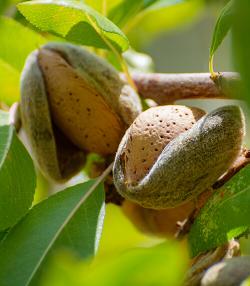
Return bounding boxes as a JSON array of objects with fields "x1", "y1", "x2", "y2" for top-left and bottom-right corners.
[
  {"x1": 20, "y1": 42, "x2": 142, "y2": 181},
  {"x1": 113, "y1": 105, "x2": 244, "y2": 209}
]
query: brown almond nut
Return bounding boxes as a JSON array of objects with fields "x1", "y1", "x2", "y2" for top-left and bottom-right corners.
[
  {"x1": 39, "y1": 42, "x2": 142, "y2": 156},
  {"x1": 38, "y1": 49, "x2": 125, "y2": 155},
  {"x1": 20, "y1": 42, "x2": 142, "y2": 181},
  {"x1": 113, "y1": 105, "x2": 244, "y2": 209},
  {"x1": 123, "y1": 105, "x2": 205, "y2": 183}
]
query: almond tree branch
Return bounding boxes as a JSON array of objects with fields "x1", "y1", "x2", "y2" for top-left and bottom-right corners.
[{"x1": 126, "y1": 72, "x2": 241, "y2": 105}]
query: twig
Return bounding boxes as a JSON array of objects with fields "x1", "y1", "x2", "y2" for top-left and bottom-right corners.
[
  {"x1": 213, "y1": 149, "x2": 250, "y2": 189},
  {"x1": 123, "y1": 72, "x2": 241, "y2": 105},
  {"x1": 185, "y1": 240, "x2": 240, "y2": 286}
]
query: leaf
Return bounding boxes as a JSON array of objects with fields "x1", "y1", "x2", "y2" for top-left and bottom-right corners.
[
  {"x1": 0, "y1": 180, "x2": 105, "y2": 286},
  {"x1": 0, "y1": 0, "x2": 9, "y2": 14},
  {"x1": 0, "y1": 59, "x2": 20, "y2": 104},
  {"x1": 18, "y1": 0, "x2": 129, "y2": 52},
  {"x1": 189, "y1": 164, "x2": 250, "y2": 257},
  {"x1": 83, "y1": 0, "x2": 122, "y2": 13},
  {"x1": 0, "y1": 17, "x2": 46, "y2": 104},
  {"x1": 0, "y1": 110, "x2": 9, "y2": 126},
  {"x1": 0, "y1": 17, "x2": 46, "y2": 72},
  {"x1": 126, "y1": 0, "x2": 202, "y2": 48},
  {"x1": 0, "y1": 125, "x2": 36, "y2": 231},
  {"x1": 109, "y1": 0, "x2": 187, "y2": 28},
  {"x1": 0, "y1": 229, "x2": 9, "y2": 242},
  {"x1": 232, "y1": 0, "x2": 250, "y2": 108},
  {"x1": 40, "y1": 242, "x2": 188, "y2": 286},
  {"x1": 209, "y1": 0, "x2": 233, "y2": 72}
]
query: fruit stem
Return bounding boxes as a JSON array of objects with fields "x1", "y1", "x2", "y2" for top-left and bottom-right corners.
[
  {"x1": 209, "y1": 55, "x2": 217, "y2": 80},
  {"x1": 86, "y1": 14, "x2": 138, "y2": 92},
  {"x1": 102, "y1": 0, "x2": 107, "y2": 16}
]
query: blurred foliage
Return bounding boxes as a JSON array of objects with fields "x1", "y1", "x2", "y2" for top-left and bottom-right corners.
[
  {"x1": 233, "y1": 0, "x2": 250, "y2": 108},
  {"x1": 0, "y1": 17, "x2": 46, "y2": 104},
  {"x1": 39, "y1": 240, "x2": 188, "y2": 286},
  {"x1": 126, "y1": 0, "x2": 204, "y2": 48}
]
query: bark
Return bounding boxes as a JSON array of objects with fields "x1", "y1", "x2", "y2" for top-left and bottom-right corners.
[{"x1": 128, "y1": 72, "x2": 241, "y2": 105}]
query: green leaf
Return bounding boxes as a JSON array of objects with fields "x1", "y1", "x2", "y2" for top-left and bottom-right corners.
[
  {"x1": 0, "y1": 180, "x2": 105, "y2": 286},
  {"x1": 0, "y1": 59, "x2": 20, "y2": 104},
  {"x1": 126, "y1": 0, "x2": 203, "y2": 48},
  {"x1": 0, "y1": 17, "x2": 46, "y2": 104},
  {"x1": 0, "y1": 125, "x2": 36, "y2": 231},
  {"x1": 18, "y1": 0, "x2": 129, "y2": 52},
  {"x1": 109, "y1": 0, "x2": 187, "y2": 28},
  {"x1": 0, "y1": 0, "x2": 8, "y2": 14},
  {"x1": 233, "y1": 0, "x2": 250, "y2": 107},
  {"x1": 209, "y1": 0, "x2": 233, "y2": 72},
  {"x1": 0, "y1": 110, "x2": 9, "y2": 126},
  {"x1": 189, "y1": 164, "x2": 250, "y2": 257},
  {"x1": 40, "y1": 242, "x2": 188, "y2": 286},
  {"x1": 0, "y1": 229, "x2": 8, "y2": 242},
  {"x1": 0, "y1": 17, "x2": 46, "y2": 72},
  {"x1": 83, "y1": 0, "x2": 122, "y2": 13}
]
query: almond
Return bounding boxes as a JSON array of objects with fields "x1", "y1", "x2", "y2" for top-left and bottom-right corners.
[
  {"x1": 113, "y1": 105, "x2": 244, "y2": 208},
  {"x1": 123, "y1": 105, "x2": 205, "y2": 183}
]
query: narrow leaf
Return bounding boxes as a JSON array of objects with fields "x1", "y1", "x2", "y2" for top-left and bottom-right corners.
[
  {"x1": 209, "y1": 0, "x2": 233, "y2": 71},
  {"x1": 233, "y1": 0, "x2": 250, "y2": 107},
  {"x1": 18, "y1": 0, "x2": 129, "y2": 52},
  {"x1": 109, "y1": 0, "x2": 187, "y2": 28},
  {"x1": 40, "y1": 242, "x2": 188, "y2": 286},
  {"x1": 189, "y1": 164, "x2": 250, "y2": 257},
  {"x1": 0, "y1": 125, "x2": 36, "y2": 230},
  {"x1": 0, "y1": 180, "x2": 105, "y2": 286}
]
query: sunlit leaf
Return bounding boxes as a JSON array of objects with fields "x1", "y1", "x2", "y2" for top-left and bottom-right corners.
[
  {"x1": 0, "y1": 125, "x2": 36, "y2": 231},
  {"x1": 0, "y1": 17, "x2": 46, "y2": 104},
  {"x1": 0, "y1": 180, "x2": 105, "y2": 286},
  {"x1": 0, "y1": 17, "x2": 46, "y2": 72},
  {"x1": 189, "y1": 164, "x2": 250, "y2": 257},
  {"x1": 18, "y1": 0, "x2": 129, "y2": 52},
  {"x1": 40, "y1": 242, "x2": 188, "y2": 286},
  {"x1": 0, "y1": 59, "x2": 20, "y2": 104},
  {"x1": 84, "y1": 0, "x2": 122, "y2": 13},
  {"x1": 126, "y1": 0, "x2": 203, "y2": 48},
  {"x1": 109, "y1": 0, "x2": 188, "y2": 28}
]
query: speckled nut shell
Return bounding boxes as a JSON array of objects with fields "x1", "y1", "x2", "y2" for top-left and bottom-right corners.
[
  {"x1": 20, "y1": 42, "x2": 142, "y2": 181},
  {"x1": 20, "y1": 51, "x2": 86, "y2": 181},
  {"x1": 39, "y1": 42, "x2": 142, "y2": 155},
  {"x1": 113, "y1": 105, "x2": 244, "y2": 209}
]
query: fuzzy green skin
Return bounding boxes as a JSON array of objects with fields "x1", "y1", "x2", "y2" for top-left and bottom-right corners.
[
  {"x1": 20, "y1": 50, "x2": 86, "y2": 181},
  {"x1": 113, "y1": 106, "x2": 245, "y2": 209},
  {"x1": 43, "y1": 42, "x2": 142, "y2": 126}
]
